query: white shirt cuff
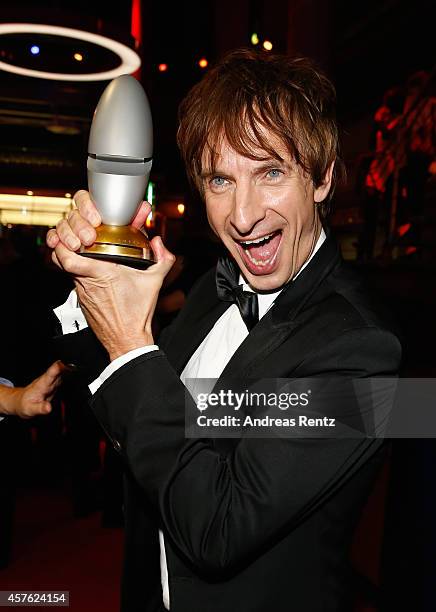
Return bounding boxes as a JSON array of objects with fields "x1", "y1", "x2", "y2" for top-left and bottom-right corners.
[
  {"x1": 53, "y1": 289, "x2": 88, "y2": 334},
  {"x1": 88, "y1": 345, "x2": 159, "y2": 395}
]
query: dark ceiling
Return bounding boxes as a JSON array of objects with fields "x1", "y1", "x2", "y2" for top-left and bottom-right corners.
[{"x1": 0, "y1": 0, "x2": 434, "y2": 196}]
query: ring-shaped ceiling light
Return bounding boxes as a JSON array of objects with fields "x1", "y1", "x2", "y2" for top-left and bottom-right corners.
[{"x1": 0, "y1": 23, "x2": 141, "y2": 81}]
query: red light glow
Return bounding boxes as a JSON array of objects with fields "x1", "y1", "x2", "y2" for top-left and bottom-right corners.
[{"x1": 397, "y1": 223, "x2": 411, "y2": 237}]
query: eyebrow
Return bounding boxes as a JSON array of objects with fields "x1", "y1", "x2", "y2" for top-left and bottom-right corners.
[
  {"x1": 251, "y1": 160, "x2": 290, "y2": 175},
  {"x1": 200, "y1": 158, "x2": 291, "y2": 180},
  {"x1": 199, "y1": 170, "x2": 219, "y2": 180}
]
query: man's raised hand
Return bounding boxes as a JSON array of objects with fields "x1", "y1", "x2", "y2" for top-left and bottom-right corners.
[{"x1": 46, "y1": 190, "x2": 175, "y2": 361}]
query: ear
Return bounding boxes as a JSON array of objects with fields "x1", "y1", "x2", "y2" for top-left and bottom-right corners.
[{"x1": 314, "y1": 160, "x2": 335, "y2": 203}]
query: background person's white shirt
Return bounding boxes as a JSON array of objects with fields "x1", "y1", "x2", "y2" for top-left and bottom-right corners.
[{"x1": 54, "y1": 229, "x2": 325, "y2": 609}]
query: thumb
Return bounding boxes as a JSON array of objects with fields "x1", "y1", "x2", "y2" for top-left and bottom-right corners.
[{"x1": 150, "y1": 236, "x2": 176, "y2": 276}]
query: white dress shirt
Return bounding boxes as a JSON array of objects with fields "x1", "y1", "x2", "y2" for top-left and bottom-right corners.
[{"x1": 54, "y1": 228, "x2": 325, "y2": 610}]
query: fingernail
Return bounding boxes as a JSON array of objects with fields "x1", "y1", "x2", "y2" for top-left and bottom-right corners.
[
  {"x1": 90, "y1": 213, "x2": 100, "y2": 225},
  {"x1": 80, "y1": 229, "x2": 94, "y2": 243}
]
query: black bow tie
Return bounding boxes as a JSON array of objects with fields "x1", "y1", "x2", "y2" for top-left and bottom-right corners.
[{"x1": 216, "y1": 257, "x2": 259, "y2": 331}]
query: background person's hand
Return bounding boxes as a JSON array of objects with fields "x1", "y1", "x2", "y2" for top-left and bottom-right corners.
[{"x1": 0, "y1": 361, "x2": 67, "y2": 418}]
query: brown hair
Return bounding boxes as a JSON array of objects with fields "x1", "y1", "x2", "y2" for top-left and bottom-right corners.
[{"x1": 177, "y1": 48, "x2": 344, "y2": 216}]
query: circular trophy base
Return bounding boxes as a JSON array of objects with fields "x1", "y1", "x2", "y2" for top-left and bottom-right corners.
[{"x1": 79, "y1": 224, "x2": 155, "y2": 269}]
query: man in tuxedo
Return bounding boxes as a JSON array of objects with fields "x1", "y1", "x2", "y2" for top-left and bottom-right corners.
[{"x1": 47, "y1": 49, "x2": 401, "y2": 611}]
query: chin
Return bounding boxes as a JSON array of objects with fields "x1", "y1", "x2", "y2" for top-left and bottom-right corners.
[
  {"x1": 245, "y1": 270, "x2": 289, "y2": 292},
  {"x1": 235, "y1": 257, "x2": 290, "y2": 292}
]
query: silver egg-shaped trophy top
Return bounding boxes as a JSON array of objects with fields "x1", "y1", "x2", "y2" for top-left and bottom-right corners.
[{"x1": 87, "y1": 75, "x2": 153, "y2": 226}]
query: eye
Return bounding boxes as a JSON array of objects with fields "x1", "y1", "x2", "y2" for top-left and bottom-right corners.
[
  {"x1": 209, "y1": 176, "x2": 229, "y2": 189},
  {"x1": 266, "y1": 168, "x2": 283, "y2": 180}
]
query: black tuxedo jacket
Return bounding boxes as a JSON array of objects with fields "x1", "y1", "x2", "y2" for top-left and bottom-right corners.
[{"x1": 54, "y1": 230, "x2": 401, "y2": 612}]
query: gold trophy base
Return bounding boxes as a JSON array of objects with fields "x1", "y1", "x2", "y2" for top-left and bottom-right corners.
[{"x1": 79, "y1": 224, "x2": 155, "y2": 269}]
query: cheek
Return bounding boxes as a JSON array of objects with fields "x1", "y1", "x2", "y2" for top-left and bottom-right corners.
[
  {"x1": 205, "y1": 199, "x2": 227, "y2": 235},
  {"x1": 266, "y1": 185, "x2": 314, "y2": 225}
]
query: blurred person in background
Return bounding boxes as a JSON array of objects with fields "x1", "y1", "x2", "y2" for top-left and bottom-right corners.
[{"x1": 0, "y1": 361, "x2": 65, "y2": 570}]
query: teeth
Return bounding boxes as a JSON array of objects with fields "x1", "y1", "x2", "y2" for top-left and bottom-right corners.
[
  {"x1": 240, "y1": 232, "x2": 274, "y2": 246},
  {"x1": 244, "y1": 248, "x2": 273, "y2": 267}
]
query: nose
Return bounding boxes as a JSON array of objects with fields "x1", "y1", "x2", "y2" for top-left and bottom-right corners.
[{"x1": 229, "y1": 181, "x2": 266, "y2": 236}]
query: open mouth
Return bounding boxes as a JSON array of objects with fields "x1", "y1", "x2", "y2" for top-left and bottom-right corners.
[{"x1": 236, "y1": 230, "x2": 282, "y2": 275}]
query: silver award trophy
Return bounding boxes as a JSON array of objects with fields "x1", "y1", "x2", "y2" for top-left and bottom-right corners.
[{"x1": 80, "y1": 75, "x2": 155, "y2": 268}]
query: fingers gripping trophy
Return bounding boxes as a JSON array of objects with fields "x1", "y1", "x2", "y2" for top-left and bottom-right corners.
[{"x1": 80, "y1": 75, "x2": 155, "y2": 268}]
